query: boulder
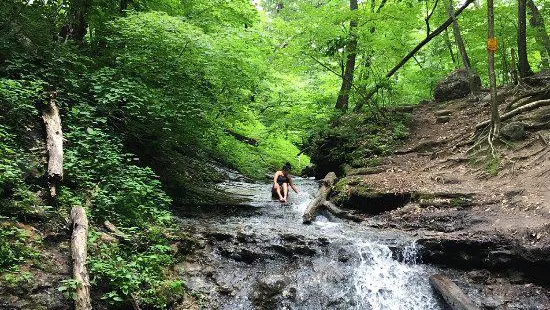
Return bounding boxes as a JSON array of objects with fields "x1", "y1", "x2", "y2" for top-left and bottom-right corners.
[
  {"x1": 251, "y1": 275, "x2": 288, "y2": 309},
  {"x1": 434, "y1": 69, "x2": 481, "y2": 103},
  {"x1": 501, "y1": 122, "x2": 527, "y2": 141}
]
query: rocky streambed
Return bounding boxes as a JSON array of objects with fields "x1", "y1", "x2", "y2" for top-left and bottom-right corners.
[{"x1": 175, "y1": 175, "x2": 478, "y2": 309}]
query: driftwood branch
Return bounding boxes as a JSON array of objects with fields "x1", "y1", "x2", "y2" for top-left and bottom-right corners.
[
  {"x1": 476, "y1": 99, "x2": 550, "y2": 130},
  {"x1": 322, "y1": 201, "x2": 363, "y2": 222},
  {"x1": 303, "y1": 172, "x2": 337, "y2": 224},
  {"x1": 429, "y1": 274, "x2": 479, "y2": 310},
  {"x1": 70, "y1": 206, "x2": 91, "y2": 310},
  {"x1": 302, "y1": 173, "x2": 362, "y2": 223},
  {"x1": 42, "y1": 96, "x2": 63, "y2": 197}
]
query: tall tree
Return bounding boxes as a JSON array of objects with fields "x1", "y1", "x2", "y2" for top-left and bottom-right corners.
[
  {"x1": 488, "y1": 0, "x2": 500, "y2": 140},
  {"x1": 59, "y1": 0, "x2": 92, "y2": 43},
  {"x1": 444, "y1": 0, "x2": 478, "y2": 92},
  {"x1": 527, "y1": 0, "x2": 550, "y2": 68},
  {"x1": 335, "y1": 0, "x2": 358, "y2": 111},
  {"x1": 518, "y1": 0, "x2": 533, "y2": 78}
]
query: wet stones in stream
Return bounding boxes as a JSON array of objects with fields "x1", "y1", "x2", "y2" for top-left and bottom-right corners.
[{"x1": 251, "y1": 275, "x2": 296, "y2": 309}]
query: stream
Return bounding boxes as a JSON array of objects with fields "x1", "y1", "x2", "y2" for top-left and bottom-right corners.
[{"x1": 178, "y1": 174, "x2": 449, "y2": 309}]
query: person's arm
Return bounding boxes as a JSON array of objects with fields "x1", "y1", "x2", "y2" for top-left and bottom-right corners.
[
  {"x1": 289, "y1": 177, "x2": 299, "y2": 193},
  {"x1": 273, "y1": 171, "x2": 280, "y2": 189}
]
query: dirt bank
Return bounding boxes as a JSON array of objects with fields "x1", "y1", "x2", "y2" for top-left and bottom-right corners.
[{"x1": 328, "y1": 73, "x2": 550, "y2": 308}]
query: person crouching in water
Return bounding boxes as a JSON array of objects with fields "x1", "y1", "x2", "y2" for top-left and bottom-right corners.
[{"x1": 272, "y1": 162, "x2": 299, "y2": 202}]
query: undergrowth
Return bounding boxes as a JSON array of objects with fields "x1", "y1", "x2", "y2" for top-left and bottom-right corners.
[{"x1": 305, "y1": 110, "x2": 411, "y2": 177}]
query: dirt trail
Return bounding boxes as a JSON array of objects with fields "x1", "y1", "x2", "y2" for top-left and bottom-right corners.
[{"x1": 358, "y1": 85, "x2": 550, "y2": 237}]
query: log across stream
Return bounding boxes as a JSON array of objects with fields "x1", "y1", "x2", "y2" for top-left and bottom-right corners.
[{"x1": 176, "y1": 174, "x2": 483, "y2": 309}]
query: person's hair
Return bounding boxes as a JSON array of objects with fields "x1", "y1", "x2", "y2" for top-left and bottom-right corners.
[{"x1": 282, "y1": 162, "x2": 292, "y2": 171}]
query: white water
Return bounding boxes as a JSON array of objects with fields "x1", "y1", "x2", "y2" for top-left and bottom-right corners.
[
  {"x1": 291, "y1": 178, "x2": 441, "y2": 310},
  {"x1": 183, "y1": 176, "x2": 444, "y2": 309}
]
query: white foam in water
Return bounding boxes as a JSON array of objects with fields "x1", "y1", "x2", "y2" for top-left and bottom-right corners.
[{"x1": 352, "y1": 242, "x2": 440, "y2": 310}]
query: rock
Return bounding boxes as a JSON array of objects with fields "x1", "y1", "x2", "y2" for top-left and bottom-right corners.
[
  {"x1": 435, "y1": 109, "x2": 452, "y2": 117},
  {"x1": 251, "y1": 275, "x2": 288, "y2": 309},
  {"x1": 482, "y1": 295, "x2": 504, "y2": 309},
  {"x1": 436, "y1": 115, "x2": 451, "y2": 123},
  {"x1": 467, "y1": 269, "x2": 491, "y2": 283},
  {"x1": 434, "y1": 69, "x2": 481, "y2": 103},
  {"x1": 330, "y1": 178, "x2": 412, "y2": 215},
  {"x1": 481, "y1": 90, "x2": 506, "y2": 104},
  {"x1": 345, "y1": 167, "x2": 384, "y2": 176},
  {"x1": 500, "y1": 122, "x2": 527, "y2": 141},
  {"x1": 301, "y1": 164, "x2": 316, "y2": 178}
]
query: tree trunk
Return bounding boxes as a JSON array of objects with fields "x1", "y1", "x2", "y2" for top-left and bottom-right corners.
[
  {"x1": 500, "y1": 40, "x2": 510, "y2": 84},
  {"x1": 518, "y1": 0, "x2": 533, "y2": 78},
  {"x1": 335, "y1": 0, "x2": 358, "y2": 111},
  {"x1": 510, "y1": 48, "x2": 519, "y2": 85},
  {"x1": 59, "y1": 0, "x2": 92, "y2": 43},
  {"x1": 445, "y1": 0, "x2": 478, "y2": 92},
  {"x1": 444, "y1": 29, "x2": 458, "y2": 67},
  {"x1": 488, "y1": 0, "x2": 500, "y2": 139},
  {"x1": 429, "y1": 274, "x2": 479, "y2": 310},
  {"x1": 527, "y1": 0, "x2": 550, "y2": 68},
  {"x1": 120, "y1": 0, "x2": 130, "y2": 15},
  {"x1": 70, "y1": 206, "x2": 91, "y2": 310},
  {"x1": 353, "y1": 0, "x2": 475, "y2": 112},
  {"x1": 303, "y1": 172, "x2": 337, "y2": 224},
  {"x1": 42, "y1": 96, "x2": 63, "y2": 198}
]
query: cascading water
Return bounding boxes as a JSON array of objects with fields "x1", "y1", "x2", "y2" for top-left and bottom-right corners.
[{"x1": 179, "y1": 176, "x2": 445, "y2": 309}]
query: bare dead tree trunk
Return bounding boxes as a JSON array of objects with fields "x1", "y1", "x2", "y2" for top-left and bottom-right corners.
[
  {"x1": 488, "y1": 0, "x2": 500, "y2": 141},
  {"x1": 527, "y1": 0, "x2": 550, "y2": 68},
  {"x1": 335, "y1": 0, "x2": 358, "y2": 111},
  {"x1": 518, "y1": 0, "x2": 534, "y2": 78},
  {"x1": 445, "y1": 0, "x2": 478, "y2": 92},
  {"x1": 303, "y1": 172, "x2": 337, "y2": 223},
  {"x1": 353, "y1": 0, "x2": 475, "y2": 112},
  {"x1": 42, "y1": 96, "x2": 63, "y2": 198},
  {"x1": 429, "y1": 274, "x2": 478, "y2": 310},
  {"x1": 70, "y1": 206, "x2": 91, "y2": 310}
]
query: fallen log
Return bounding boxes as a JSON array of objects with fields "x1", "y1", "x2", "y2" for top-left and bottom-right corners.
[
  {"x1": 70, "y1": 206, "x2": 91, "y2": 310},
  {"x1": 104, "y1": 220, "x2": 131, "y2": 242},
  {"x1": 42, "y1": 96, "x2": 63, "y2": 197},
  {"x1": 429, "y1": 274, "x2": 479, "y2": 310},
  {"x1": 302, "y1": 172, "x2": 337, "y2": 224},
  {"x1": 322, "y1": 201, "x2": 363, "y2": 222},
  {"x1": 476, "y1": 99, "x2": 550, "y2": 131},
  {"x1": 224, "y1": 129, "x2": 258, "y2": 146}
]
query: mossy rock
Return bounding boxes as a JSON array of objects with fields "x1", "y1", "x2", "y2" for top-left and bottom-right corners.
[
  {"x1": 330, "y1": 177, "x2": 410, "y2": 215},
  {"x1": 345, "y1": 167, "x2": 384, "y2": 176}
]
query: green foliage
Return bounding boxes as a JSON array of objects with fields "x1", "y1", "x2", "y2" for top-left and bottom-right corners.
[
  {"x1": 58, "y1": 279, "x2": 80, "y2": 300},
  {"x1": 89, "y1": 233, "x2": 184, "y2": 308},
  {"x1": 0, "y1": 223, "x2": 40, "y2": 270},
  {"x1": 1, "y1": 0, "x2": 547, "y2": 307},
  {"x1": 60, "y1": 110, "x2": 172, "y2": 226},
  {"x1": 306, "y1": 111, "x2": 410, "y2": 176},
  {"x1": 486, "y1": 156, "x2": 501, "y2": 176}
]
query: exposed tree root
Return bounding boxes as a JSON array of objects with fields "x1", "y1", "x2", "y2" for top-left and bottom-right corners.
[{"x1": 476, "y1": 99, "x2": 550, "y2": 131}]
